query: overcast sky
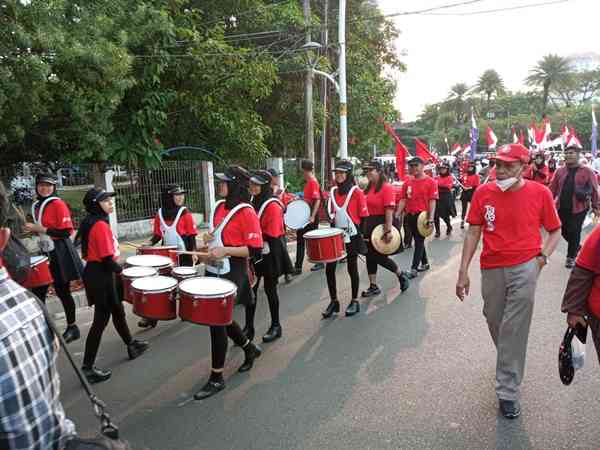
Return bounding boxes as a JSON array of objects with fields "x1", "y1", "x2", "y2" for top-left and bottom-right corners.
[{"x1": 376, "y1": 0, "x2": 599, "y2": 122}]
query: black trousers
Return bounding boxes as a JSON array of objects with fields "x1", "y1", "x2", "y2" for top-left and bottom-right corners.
[
  {"x1": 247, "y1": 269, "x2": 281, "y2": 330},
  {"x1": 295, "y1": 221, "x2": 318, "y2": 269},
  {"x1": 405, "y1": 213, "x2": 428, "y2": 270},
  {"x1": 31, "y1": 282, "x2": 77, "y2": 325},
  {"x1": 209, "y1": 322, "x2": 247, "y2": 370},
  {"x1": 559, "y1": 209, "x2": 587, "y2": 258},
  {"x1": 461, "y1": 189, "x2": 474, "y2": 221},
  {"x1": 434, "y1": 191, "x2": 452, "y2": 234},
  {"x1": 402, "y1": 216, "x2": 413, "y2": 248},
  {"x1": 326, "y1": 253, "x2": 359, "y2": 301},
  {"x1": 82, "y1": 262, "x2": 132, "y2": 367},
  {"x1": 366, "y1": 242, "x2": 398, "y2": 276}
]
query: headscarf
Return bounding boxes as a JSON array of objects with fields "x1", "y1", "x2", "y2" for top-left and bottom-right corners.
[
  {"x1": 78, "y1": 188, "x2": 110, "y2": 259},
  {"x1": 160, "y1": 184, "x2": 184, "y2": 221}
]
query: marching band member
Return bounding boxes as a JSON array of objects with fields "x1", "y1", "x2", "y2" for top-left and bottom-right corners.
[
  {"x1": 247, "y1": 170, "x2": 286, "y2": 342},
  {"x1": 195, "y1": 166, "x2": 263, "y2": 400},
  {"x1": 78, "y1": 188, "x2": 148, "y2": 384},
  {"x1": 294, "y1": 160, "x2": 323, "y2": 274},
  {"x1": 523, "y1": 152, "x2": 550, "y2": 185},
  {"x1": 322, "y1": 160, "x2": 369, "y2": 318},
  {"x1": 397, "y1": 157, "x2": 438, "y2": 279},
  {"x1": 460, "y1": 162, "x2": 480, "y2": 229},
  {"x1": 361, "y1": 160, "x2": 410, "y2": 298},
  {"x1": 24, "y1": 173, "x2": 83, "y2": 343},
  {"x1": 434, "y1": 162, "x2": 454, "y2": 237},
  {"x1": 268, "y1": 168, "x2": 295, "y2": 282},
  {"x1": 139, "y1": 184, "x2": 198, "y2": 329}
]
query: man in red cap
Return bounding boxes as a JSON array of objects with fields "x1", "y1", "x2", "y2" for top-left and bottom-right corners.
[{"x1": 456, "y1": 143, "x2": 561, "y2": 419}]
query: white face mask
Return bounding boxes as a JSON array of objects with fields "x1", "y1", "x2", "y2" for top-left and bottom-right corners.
[{"x1": 496, "y1": 177, "x2": 518, "y2": 192}]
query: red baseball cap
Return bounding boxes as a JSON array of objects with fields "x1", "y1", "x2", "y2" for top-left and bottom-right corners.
[{"x1": 495, "y1": 144, "x2": 530, "y2": 163}]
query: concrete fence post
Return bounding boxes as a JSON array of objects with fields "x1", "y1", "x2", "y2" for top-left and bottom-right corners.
[
  {"x1": 201, "y1": 161, "x2": 215, "y2": 225},
  {"x1": 93, "y1": 163, "x2": 118, "y2": 232},
  {"x1": 266, "y1": 157, "x2": 284, "y2": 190}
]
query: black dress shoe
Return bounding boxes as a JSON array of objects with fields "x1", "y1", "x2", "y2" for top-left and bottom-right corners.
[
  {"x1": 406, "y1": 269, "x2": 418, "y2": 279},
  {"x1": 447, "y1": 226, "x2": 453, "y2": 236},
  {"x1": 62, "y1": 324, "x2": 80, "y2": 343},
  {"x1": 499, "y1": 399, "x2": 521, "y2": 419},
  {"x1": 242, "y1": 326, "x2": 255, "y2": 342},
  {"x1": 239, "y1": 343, "x2": 262, "y2": 373},
  {"x1": 361, "y1": 285, "x2": 381, "y2": 298},
  {"x1": 397, "y1": 272, "x2": 410, "y2": 292},
  {"x1": 417, "y1": 263, "x2": 430, "y2": 272},
  {"x1": 262, "y1": 324, "x2": 282, "y2": 343},
  {"x1": 311, "y1": 263, "x2": 325, "y2": 272},
  {"x1": 322, "y1": 300, "x2": 340, "y2": 319},
  {"x1": 345, "y1": 300, "x2": 360, "y2": 317},
  {"x1": 434, "y1": 232, "x2": 441, "y2": 238},
  {"x1": 138, "y1": 318, "x2": 157, "y2": 329},
  {"x1": 194, "y1": 380, "x2": 225, "y2": 400},
  {"x1": 284, "y1": 274, "x2": 293, "y2": 284},
  {"x1": 127, "y1": 339, "x2": 149, "y2": 360},
  {"x1": 292, "y1": 267, "x2": 302, "y2": 276},
  {"x1": 82, "y1": 366, "x2": 112, "y2": 384}
]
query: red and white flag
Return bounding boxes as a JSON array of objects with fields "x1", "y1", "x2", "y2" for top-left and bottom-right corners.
[
  {"x1": 415, "y1": 138, "x2": 439, "y2": 164},
  {"x1": 486, "y1": 126, "x2": 498, "y2": 150},
  {"x1": 512, "y1": 126, "x2": 518, "y2": 144},
  {"x1": 451, "y1": 144, "x2": 462, "y2": 156}
]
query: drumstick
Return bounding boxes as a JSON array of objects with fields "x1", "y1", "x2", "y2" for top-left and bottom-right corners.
[{"x1": 124, "y1": 241, "x2": 142, "y2": 249}]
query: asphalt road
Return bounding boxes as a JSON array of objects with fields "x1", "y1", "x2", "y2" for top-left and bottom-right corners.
[{"x1": 56, "y1": 216, "x2": 600, "y2": 450}]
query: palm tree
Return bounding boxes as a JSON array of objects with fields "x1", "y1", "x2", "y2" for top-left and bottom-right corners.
[
  {"x1": 447, "y1": 82, "x2": 470, "y2": 123},
  {"x1": 525, "y1": 54, "x2": 572, "y2": 113},
  {"x1": 476, "y1": 69, "x2": 505, "y2": 110}
]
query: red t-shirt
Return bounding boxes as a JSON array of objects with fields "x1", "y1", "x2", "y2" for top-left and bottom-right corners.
[
  {"x1": 213, "y1": 203, "x2": 263, "y2": 249},
  {"x1": 35, "y1": 198, "x2": 74, "y2": 237},
  {"x1": 392, "y1": 182, "x2": 404, "y2": 204},
  {"x1": 152, "y1": 209, "x2": 198, "y2": 238},
  {"x1": 329, "y1": 187, "x2": 369, "y2": 225},
  {"x1": 366, "y1": 182, "x2": 396, "y2": 216},
  {"x1": 303, "y1": 177, "x2": 321, "y2": 205},
  {"x1": 85, "y1": 221, "x2": 118, "y2": 262},
  {"x1": 463, "y1": 174, "x2": 481, "y2": 189},
  {"x1": 436, "y1": 175, "x2": 453, "y2": 191},
  {"x1": 401, "y1": 176, "x2": 439, "y2": 214},
  {"x1": 575, "y1": 226, "x2": 600, "y2": 318},
  {"x1": 259, "y1": 200, "x2": 285, "y2": 238},
  {"x1": 523, "y1": 164, "x2": 550, "y2": 185},
  {"x1": 467, "y1": 181, "x2": 561, "y2": 269}
]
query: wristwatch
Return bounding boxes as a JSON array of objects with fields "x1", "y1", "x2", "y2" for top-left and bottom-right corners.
[{"x1": 536, "y1": 253, "x2": 548, "y2": 265}]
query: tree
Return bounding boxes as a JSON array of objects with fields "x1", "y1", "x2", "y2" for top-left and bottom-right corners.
[
  {"x1": 476, "y1": 69, "x2": 505, "y2": 110},
  {"x1": 446, "y1": 83, "x2": 471, "y2": 124},
  {"x1": 525, "y1": 54, "x2": 571, "y2": 113}
]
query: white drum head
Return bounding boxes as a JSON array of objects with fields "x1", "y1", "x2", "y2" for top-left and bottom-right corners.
[
  {"x1": 122, "y1": 266, "x2": 157, "y2": 278},
  {"x1": 31, "y1": 255, "x2": 47, "y2": 266},
  {"x1": 126, "y1": 255, "x2": 173, "y2": 268},
  {"x1": 284, "y1": 200, "x2": 311, "y2": 230},
  {"x1": 179, "y1": 277, "x2": 237, "y2": 298},
  {"x1": 172, "y1": 267, "x2": 197, "y2": 276},
  {"x1": 131, "y1": 276, "x2": 177, "y2": 292},
  {"x1": 304, "y1": 228, "x2": 343, "y2": 239}
]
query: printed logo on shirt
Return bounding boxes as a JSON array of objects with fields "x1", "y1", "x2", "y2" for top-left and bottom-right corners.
[
  {"x1": 407, "y1": 186, "x2": 412, "y2": 198},
  {"x1": 248, "y1": 232, "x2": 260, "y2": 240},
  {"x1": 484, "y1": 204, "x2": 495, "y2": 232}
]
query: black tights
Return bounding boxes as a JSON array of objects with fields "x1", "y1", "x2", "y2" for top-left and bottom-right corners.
[
  {"x1": 366, "y1": 242, "x2": 398, "y2": 277},
  {"x1": 83, "y1": 300, "x2": 132, "y2": 367},
  {"x1": 406, "y1": 214, "x2": 428, "y2": 270},
  {"x1": 326, "y1": 254, "x2": 359, "y2": 300},
  {"x1": 461, "y1": 198, "x2": 471, "y2": 221},
  {"x1": 209, "y1": 321, "x2": 247, "y2": 370},
  {"x1": 31, "y1": 282, "x2": 76, "y2": 325},
  {"x1": 559, "y1": 209, "x2": 587, "y2": 258}
]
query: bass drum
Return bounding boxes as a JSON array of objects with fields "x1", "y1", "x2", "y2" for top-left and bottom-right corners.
[{"x1": 284, "y1": 199, "x2": 311, "y2": 230}]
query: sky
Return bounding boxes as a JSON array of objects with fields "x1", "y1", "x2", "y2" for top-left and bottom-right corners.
[{"x1": 376, "y1": 0, "x2": 600, "y2": 122}]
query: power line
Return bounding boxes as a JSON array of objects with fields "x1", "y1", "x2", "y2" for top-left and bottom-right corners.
[
  {"x1": 422, "y1": 0, "x2": 570, "y2": 15},
  {"x1": 202, "y1": 0, "x2": 295, "y2": 27}
]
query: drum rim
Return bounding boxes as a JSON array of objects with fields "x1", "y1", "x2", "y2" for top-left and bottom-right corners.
[
  {"x1": 284, "y1": 199, "x2": 310, "y2": 230},
  {"x1": 172, "y1": 267, "x2": 198, "y2": 275},
  {"x1": 304, "y1": 228, "x2": 344, "y2": 238},
  {"x1": 138, "y1": 245, "x2": 178, "y2": 250},
  {"x1": 131, "y1": 275, "x2": 178, "y2": 292},
  {"x1": 122, "y1": 266, "x2": 158, "y2": 278},
  {"x1": 30, "y1": 255, "x2": 48, "y2": 265},
  {"x1": 126, "y1": 255, "x2": 174, "y2": 268},
  {"x1": 178, "y1": 277, "x2": 237, "y2": 298}
]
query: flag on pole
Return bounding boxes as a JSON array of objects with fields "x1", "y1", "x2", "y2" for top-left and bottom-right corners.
[
  {"x1": 486, "y1": 125, "x2": 498, "y2": 150},
  {"x1": 470, "y1": 110, "x2": 478, "y2": 160},
  {"x1": 462, "y1": 144, "x2": 471, "y2": 157},
  {"x1": 528, "y1": 120, "x2": 536, "y2": 148},
  {"x1": 518, "y1": 130, "x2": 525, "y2": 145},
  {"x1": 415, "y1": 138, "x2": 439, "y2": 164},
  {"x1": 381, "y1": 119, "x2": 409, "y2": 181},
  {"x1": 451, "y1": 143, "x2": 462, "y2": 156},
  {"x1": 512, "y1": 126, "x2": 518, "y2": 144},
  {"x1": 592, "y1": 106, "x2": 598, "y2": 157}
]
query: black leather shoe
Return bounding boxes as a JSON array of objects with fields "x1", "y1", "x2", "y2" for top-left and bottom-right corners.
[
  {"x1": 62, "y1": 324, "x2": 80, "y2": 343},
  {"x1": 82, "y1": 366, "x2": 112, "y2": 384},
  {"x1": 460, "y1": 221, "x2": 465, "y2": 229},
  {"x1": 138, "y1": 318, "x2": 157, "y2": 329},
  {"x1": 239, "y1": 343, "x2": 262, "y2": 373},
  {"x1": 565, "y1": 257, "x2": 575, "y2": 269},
  {"x1": 434, "y1": 232, "x2": 441, "y2": 238},
  {"x1": 322, "y1": 300, "x2": 340, "y2": 319},
  {"x1": 194, "y1": 380, "x2": 225, "y2": 400},
  {"x1": 345, "y1": 300, "x2": 360, "y2": 317},
  {"x1": 284, "y1": 274, "x2": 293, "y2": 284},
  {"x1": 361, "y1": 285, "x2": 381, "y2": 298},
  {"x1": 127, "y1": 339, "x2": 149, "y2": 360},
  {"x1": 311, "y1": 263, "x2": 325, "y2": 272},
  {"x1": 242, "y1": 326, "x2": 255, "y2": 342},
  {"x1": 417, "y1": 263, "x2": 430, "y2": 272},
  {"x1": 292, "y1": 267, "x2": 302, "y2": 276},
  {"x1": 406, "y1": 269, "x2": 418, "y2": 279},
  {"x1": 262, "y1": 324, "x2": 282, "y2": 343},
  {"x1": 398, "y1": 272, "x2": 410, "y2": 292},
  {"x1": 447, "y1": 226, "x2": 453, "y2": 236},
  {"x1": 499, "y1": 399, "x2": 521, "y2": 419}
]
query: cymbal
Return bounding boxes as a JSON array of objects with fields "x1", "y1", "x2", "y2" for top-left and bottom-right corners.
[
  {"x1": 417, "y1": 211, "x2": 433, "y2": 238},
  {"x1": 371, "y1": 224, "x2": 401, "y2": 255}
]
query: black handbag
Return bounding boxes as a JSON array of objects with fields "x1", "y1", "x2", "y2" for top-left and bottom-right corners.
[{"x1": 35, "y1": 297, "x2": 134, "y2": 450}]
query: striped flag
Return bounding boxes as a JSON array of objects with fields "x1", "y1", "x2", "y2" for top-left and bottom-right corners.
[
  {"x1": 512, "y1": 126, "x2": 518, "y2": 144},
  {"x1": 470, "y1": 110, "x2": 478, "y2": 160},
  {"x1": 486, "y1": 125, "x2": 498, "y2": 150},
  {"x1": 592, "y1": 106, "x2": 598, "y2": 157}
]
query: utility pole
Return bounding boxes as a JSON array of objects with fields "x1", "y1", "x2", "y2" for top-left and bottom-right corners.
[
  {"x1": 320, "y1": 0, "x2": 328, "y2": 186},
  {"x1": 338, "y1": 0, "x2": 348, "y2": 159},
  {"x1": 304, "y1": 0, "x2": 315, "y2": 162}
]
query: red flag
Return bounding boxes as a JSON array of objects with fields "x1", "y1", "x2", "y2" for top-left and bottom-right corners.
[
  {"x1": 381, "y1": 120, "x2": 409, "y2": 181},
  {"x1": 415, "y1": 138, "x2": 438, "y2": 164}
]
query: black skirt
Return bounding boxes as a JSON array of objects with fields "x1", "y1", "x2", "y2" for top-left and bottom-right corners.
[
  {"x1": 255, "y1": 236, "x2": 287, "y2": 279},
  {"x1": 345, "y1": 230, "x2": 366, "y2": 257},
  {"x1": 461, "y1": 188, "x2": 474, "y2": 203},
  {"x1": 48, "y1": 238, "x2": 84, "y2": 285},
  {"x1": 83, "y1": 262, "x2": 119, "y2": 308},
  {"x1": 206, "y1": 256, "x2": 254, "y2": 307},
  {"x1": 365, "y1": 215, "x2": 402, "y2": 256},
  {"x1": 436, "y1": 190, "x2": 453, "y2": 217}
]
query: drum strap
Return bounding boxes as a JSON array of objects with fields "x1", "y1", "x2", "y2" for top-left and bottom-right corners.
[
  {"x1": 329, "y1": 186, "x2": 358, "y2": 240},
  {"x1": 213, "y1": 202, "x2": 253, "y2": 236},
  {"x1": 32, "y1": 196, "x2": 60, "y2": 225},
  {"x1": 209, "y1": 200, "x2": 226, "y2": 231},
  {"x1": 258, "y1": 198, "x2": 284, "y2": 219}
]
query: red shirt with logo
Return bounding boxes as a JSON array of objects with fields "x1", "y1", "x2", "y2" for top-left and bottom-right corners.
[
  {"x1": 214, "y1": 203, "x2": 263, "y2": 249},
  {"x1": 35, "y1": 198, "x2": 74, "y2": 237},
  {"x1": 85, "y1": 221, "x2": 119, "y2": 262},
  {"x1": 152, "y1": 209, "x2": 198, "y2": 238},
  {"x1": 400, "y1": 176, "x2": 439, "y2": 214},
  {"x1": 303, "y1": 177, "x2": 321, "y2": 205},
  {"x1": 467, "y1": 181, "x2": 561, "y2": 269},
  {"x1": 436, "y1": 175, "x2": 453, "y2": 191},
  {"x1": 365, "y1": 182, "x2": 396, "y2": 216},
  {"x1": 575, "y1": 226, "x2": 600, "y2": 318},
  {"x1": 329, "y1": 187, "x2": 369, "y2": 225},
  {"x1": 523, "y1": 164, "x2": 550, "y2": 185},
  {"x1": 462, "y1": 174, "x2": 481, "y2": 189},
  {"x1": 259, "y1": 200, "x2": 285, "y2": 238}
]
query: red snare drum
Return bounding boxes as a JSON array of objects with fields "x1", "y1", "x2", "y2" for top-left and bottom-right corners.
[
  {"x1": 126, "y1": 254, "x2": 173, "y2": 275},
  {"x1": 121, "y1": 266, "x2": 158, "y2": 304},
  {"x1": 178, "y1": 277, "x2": 236, "y2": 326},
  {"x1": 137, "y1": 245, "x2": 178, "y2": 258},
  {"x1": 304, "y1": 228, "x2": 346, "y2": 263},
  {"x1": 131, "y1": 276, "x2": 178, "y2": 321},
  {"x1": 171, "y1": 266, "x2": 198, "y2": 281},
  {"x1": 23, "y1": 256, "x2": 53, "y2": 289}
]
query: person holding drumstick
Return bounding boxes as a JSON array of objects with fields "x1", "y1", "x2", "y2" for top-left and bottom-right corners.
[
  {"x1": 194, "y1": 166, "x2": 263, "y2": 400},
  {"x1": 322, "y1": 160, "x2": 369, "y2": 318},
  {"x1": 78, "y1": 188, "x2": 149, "y2": 384},
  {"x1": 24, "y1": 172, "x2": 83, "y2": 343},
  {"x1": 267, "y1": 168, "x2": 295, "y2": 283},
  {"x1": 361, "y1": 160, "x2": 410, "y2": 298},
  {"x1": 139, "y1": 184, "x2": 198, "y2": 329},
  {"x1": 247, "y1": 170, "x2": 286, "y2": 341}
]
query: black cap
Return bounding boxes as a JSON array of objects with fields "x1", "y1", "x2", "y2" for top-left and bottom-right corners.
[
  {"x1": 362, "y1": 159, "x2": 382, "y2": 171},
  {"x1": 408, "y1": 156, "x2": 424, "y2": 165},
  {"x1": 166, "y1": 184, "x2": 186, "y2": 195},
  {"x1": 301, "y1": 159, "x2": 314, "y2": 171},
  {"x1": 215, "y1": 165, "x2": 251, "y2": 182},
  {"x1": 332, "y1": 160, "x2": 353, "y2": 173},
  {"x1": 267, "y1": 168, "x2": 281, "y2": 177},
  {"x1": 83, "y1": 187, "x2": 116, "y2": 207},
  {"x1": 250, "y1": 170, "x2": 271, "y2": 186},
  {"x1": 35, "y1": 172, "x2": 58, "y2": 185}
]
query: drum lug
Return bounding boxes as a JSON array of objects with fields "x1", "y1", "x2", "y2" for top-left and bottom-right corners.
[{"x1": 193, "y1": 300, "x2": 198, "y2": 308}]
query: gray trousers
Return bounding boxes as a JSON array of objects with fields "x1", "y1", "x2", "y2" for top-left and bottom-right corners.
[{"x1": 481, "y1": 259, "x2": 540, "y2": 401}]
